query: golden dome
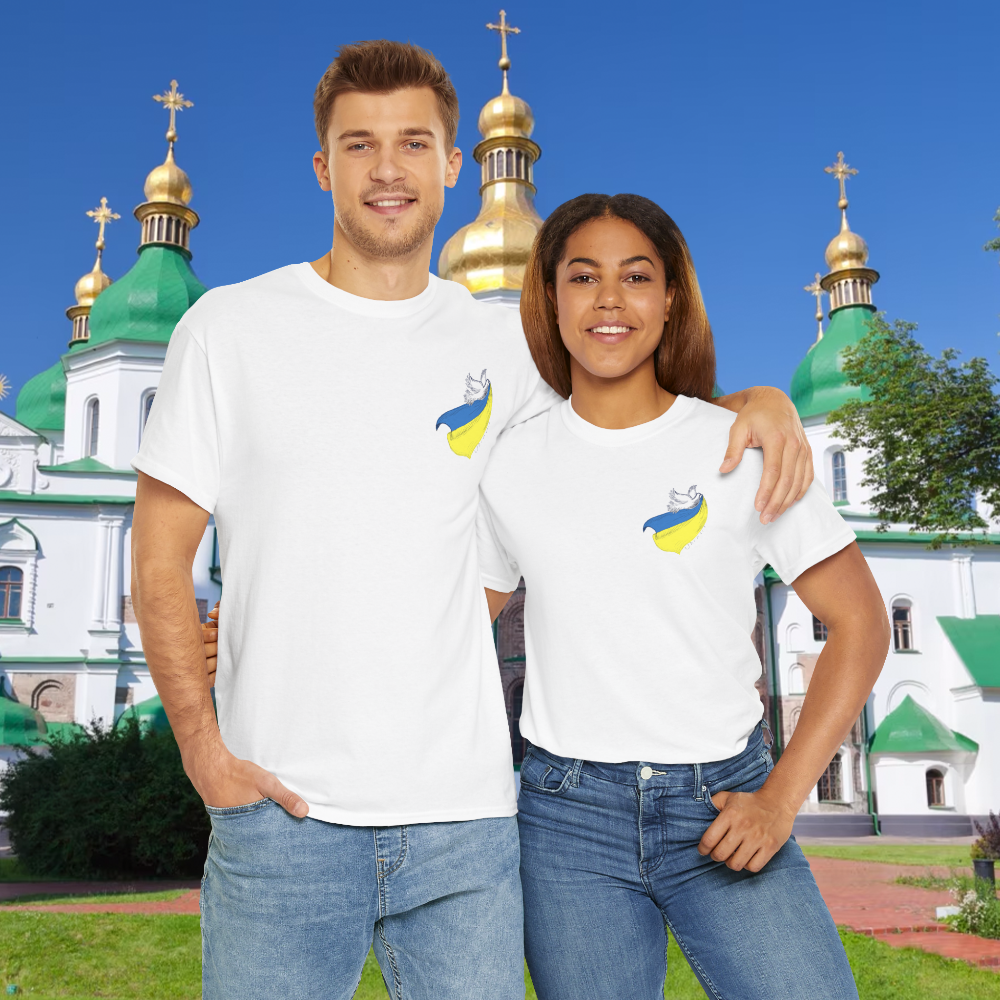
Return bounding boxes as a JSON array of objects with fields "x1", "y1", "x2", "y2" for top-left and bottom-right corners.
[
  {"x1": 74, "y1": 257, "x2": 112, "y2": 306},
  {"x1": 478, "y1": 91, "x2": 534, "y2": 141},
  {"x1": 143, "y1": 146, "x2": 192, "y2": 206},
  {"x1": 825, "y1": 214, "x2": 869, "y2": 272}
]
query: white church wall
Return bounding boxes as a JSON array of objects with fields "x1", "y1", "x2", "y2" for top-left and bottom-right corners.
[{"x1": 873, "y1": 755, "x2": 969, "y2": 815}]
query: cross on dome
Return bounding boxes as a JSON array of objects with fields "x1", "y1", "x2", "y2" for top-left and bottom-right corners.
[
  {"x1": 153, "y1": 79, "x2": 194, "y2": 145},
  {"x1": 824, "y1": 151, "x2": 858, "y2": 211},
  {"x1": 86, "y1": 197, "x2": 119, "y2": 251},
  {"x1": 486, "y1": 10, "x2": 520, "y2": 93},
  {"x1": 804, "y1": 272, "x2": 825, "y2": 341}
]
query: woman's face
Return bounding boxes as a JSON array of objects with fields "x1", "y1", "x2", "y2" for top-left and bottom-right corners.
[{"x1": 548, "y1": 216, "x2": 674, "y2": 385}]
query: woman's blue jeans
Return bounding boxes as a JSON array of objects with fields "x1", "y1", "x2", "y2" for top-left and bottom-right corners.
[{"x1": 517, "y1": 724, "x2": 859, "y2": 1000}]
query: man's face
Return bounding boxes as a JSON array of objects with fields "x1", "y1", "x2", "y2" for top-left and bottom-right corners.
[{"x1": 314, "y1": 87, "x2": 462, "y2": 261}]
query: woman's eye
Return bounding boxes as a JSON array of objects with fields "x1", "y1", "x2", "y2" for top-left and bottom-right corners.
[
  {"x1": 624, "y1": 274, "x2": 651, "y2": 284},
  {"x1": 569, "y1": 274, "x2": 596, "y2": 284}
]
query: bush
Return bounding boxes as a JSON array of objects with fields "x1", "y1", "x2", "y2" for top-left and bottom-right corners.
[
  {"x1": 0, "y1": 718, "x2": 210, "y2": 879},
  {"x1": 949, "y1": 878, "x2": 1000, "y2": 940},
  {"x1": 972, "y1": 811, "x2": 1000, "y2": 860}
]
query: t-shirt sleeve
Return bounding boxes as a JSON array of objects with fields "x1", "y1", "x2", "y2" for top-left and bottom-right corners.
[
  {"x1": 502, "y1": 374, "x2": 562, "y2": 433},
  {"x1": 750, "y1": 480, "x2": 857, "y2": 584},
  {"x1": 132, "y1": 323, "x2": 220, "y2": 513},
  {"x1": 476, "y1": 489, "x2": 522, "y2": 593}
]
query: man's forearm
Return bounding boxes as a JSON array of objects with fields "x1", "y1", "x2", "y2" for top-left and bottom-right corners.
[{"x1": 132, "y1": 559, "x2": 221, "y2": 761}]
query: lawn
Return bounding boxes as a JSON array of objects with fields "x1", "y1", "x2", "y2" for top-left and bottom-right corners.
[
  {"x1": 3, "y1": 913, "x2": 1000, "y2": 999},
  {"x1": 0, "y1": 889, "x2": 188, "y2": 907},
  {"x1": 801, "y1": 843, "x2": 974, "y2": 868}
]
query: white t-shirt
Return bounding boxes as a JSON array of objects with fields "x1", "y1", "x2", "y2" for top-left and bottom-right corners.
[
  {"x1": 133, "y1": 263, "x2": 557, "y2": 826},
  {"x1": 477, "y1": 395, "x2": 856, "y2": 764}
]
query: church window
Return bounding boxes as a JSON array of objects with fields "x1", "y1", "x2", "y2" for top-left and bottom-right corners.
[
  {"x1": 506, "y1": 149, "x2": 514, "y2": 177},
  {"x1": 496, "y1": 151, "x2": 505, "y2": 178},
  {"x1": 926, "y1": 768, "x2": 945, "y2": 807},
  {"x1": 812, "y1": 615, "x2": 827, "y2": 641},
  {"x1": 142, "y1": 392, "x2": 156, "y2": 430},
  {"x1": 832, "y1": 451, "x2": 847, "y2": 502},
  {"x1": 488, "y1": 153, "x2": 495, "y2": 181},
  {"x1": 892, "y1": 603, "x2": 913, "y2": 651},
  {"x1": 86, "y1": 399, "x2": 100, "y2": 457},
  {"x1": 817, "y1": 754, "x2": 843, "y2": 801},
  {"x1": 0, "y1": 567, "x2": 23, "y2": 619},
  {"x1": 515, "y1": 150, "x2": 523, "y2": 178},
  {"x1": 510, "y1": 681, "x2": 526, "y2": 765}
]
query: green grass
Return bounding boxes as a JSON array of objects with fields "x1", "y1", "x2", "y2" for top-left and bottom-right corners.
[
  {"x1": 3, "y1": 914, "x2": 1000, "y2": 999},
  {"x1": 0, "y1": 858, "x2": 62, "y2": 882},
  {"x1": 802, "y1": 844, "x2": 974, "y2": 868},
  {"x1": 0, "y1": 889, "x2": 188, "y2": 907},
  {"x1": 896, "y1": 872, "x2": 977, "y2": 892}
]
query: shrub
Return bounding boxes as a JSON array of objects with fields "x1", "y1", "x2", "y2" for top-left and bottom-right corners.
[
  {"x1": 0, "y1": 718, "x2": 210, "y2": 879},
  {"x1": 949, "y1": 879, "x2": 1000, "y2": 940},
  {"x1": 972, "y1": 811, "x2": 1000, "y2": 860}
]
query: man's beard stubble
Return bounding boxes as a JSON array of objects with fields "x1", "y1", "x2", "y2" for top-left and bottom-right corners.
[{"x1": 336, "y1": 190, "x2": 439, "y2": 261}]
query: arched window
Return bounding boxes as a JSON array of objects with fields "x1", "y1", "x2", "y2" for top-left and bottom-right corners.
[
  {"x1": 510, "y1": 681, "x2": 526, "y2": 765},
  {"x1": 817, "y1": 754, "x2": 843, "y2": 801},
  {"x1": 31, "y1": 679, "x2": 62, "y2": 711},
  {"x1": 788, "y1": 664, "x2": 805, "y2": 695},
  {"x1": 926, "y1": 768, "x2": 945, "y2": 807},
  {"x1": 0, "y1": 566, "x2": 23, "y2": 619},
  {"x1": 86, "y1": 399, "x2": 100, "y2": 457},
  {"x1": 141, "y1": 392, "x2": 156, "y2": 434},
  {"x1": 832, "y1": 451, "x2": 848, "y2": 502},
  {"x1": 813, "y1": 615, "x2": 828, "y2": 641},
  {"x1": 892, "y1": 602, "x2": 914, "y2": 651}
]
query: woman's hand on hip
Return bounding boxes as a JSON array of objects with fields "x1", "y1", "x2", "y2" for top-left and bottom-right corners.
[
  {"x1": 697, "y1": 786, "x2": 797, "y2": 873},
  {"x1": 202, "y1": 600, "x2": 220, "y2": 686}
]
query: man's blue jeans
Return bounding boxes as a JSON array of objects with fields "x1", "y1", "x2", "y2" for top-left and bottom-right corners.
[
  {"x1": 517, "y1": 724, "x2": 859, "y2": 1000},
  {"x1": 200, "y1": 804, "x2": 523, "y2": 1000}
]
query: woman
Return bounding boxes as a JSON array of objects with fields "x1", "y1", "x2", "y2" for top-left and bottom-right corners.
[{"x1": 205, "y1": 194, "x2": 888, "y2": 1000}]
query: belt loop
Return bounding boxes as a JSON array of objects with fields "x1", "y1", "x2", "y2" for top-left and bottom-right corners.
[
  {"x1": 761, "y1": 719, "x2": 774, "y2": 748},
  {"x1": 693, "y1": 762, "x2": 704, "y2": 800},
  {"x1": 570, "y1": 759, "x2": 584, "y2": 788}
]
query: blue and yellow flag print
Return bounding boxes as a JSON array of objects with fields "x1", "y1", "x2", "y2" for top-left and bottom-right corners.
[{"x1": 436, "y1": 370, "x2": 493, "y2": 459}]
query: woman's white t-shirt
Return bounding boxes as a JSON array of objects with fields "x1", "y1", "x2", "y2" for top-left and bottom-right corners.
[{"x1": 477, "y1": 395, "x2": 857, "y2": 765}]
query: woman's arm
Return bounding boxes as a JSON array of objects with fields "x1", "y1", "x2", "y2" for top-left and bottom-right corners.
[
  {"x1": 714, "y1": 387, "x2": 814, "y2": 524},
  {"x1": 200, "y1": 589, "x2": 516, "y2": 685},
  {"x1": 698, "y1": 542, "x2": 889, "y2": 872}
]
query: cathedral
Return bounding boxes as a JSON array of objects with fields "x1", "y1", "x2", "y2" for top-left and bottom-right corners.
[{"x1": 1, "y1": 18, "x2": 997, "y2": 837}]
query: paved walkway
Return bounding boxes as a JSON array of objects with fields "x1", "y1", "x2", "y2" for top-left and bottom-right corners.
[{"x1": 2, "y1": 859, "x2": 998, "y2": 970}]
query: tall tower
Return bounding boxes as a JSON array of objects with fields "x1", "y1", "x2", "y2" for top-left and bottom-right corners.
[
  {"x1": 438, "y1": 10, "x2": 543, "y2": 305},
  {"x1": 790, "y1": 152, "x2": 880, "y2": 421}
]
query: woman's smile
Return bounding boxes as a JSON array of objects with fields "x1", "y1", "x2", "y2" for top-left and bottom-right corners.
[{"x1": 586, "y1": 322, "x2": 637, "y2": 344}]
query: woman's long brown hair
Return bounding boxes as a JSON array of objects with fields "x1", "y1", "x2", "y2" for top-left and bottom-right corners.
[{"x1": 520, "y1": 193, "x2": 716, "y2": 401}]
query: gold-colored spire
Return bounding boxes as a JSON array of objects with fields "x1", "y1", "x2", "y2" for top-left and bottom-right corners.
[
  {"x1": 486, "y1": 10, "x2": 520, "y2": 94},
  {"x1": 438, "y1": 11, "x2": 542, "y2": 296},
  {"x1": 818, "y1": 151, "x2": 879, "y2": 313},
  {"x1": 804, "y1": 273, "x2": 824, "y2": 342},
  {"x1": 137, "y1": 79, "x2": 200, "y2": 252},
  {"x1": 67, "y1": 198, "x2": 117, "y2": 345}
]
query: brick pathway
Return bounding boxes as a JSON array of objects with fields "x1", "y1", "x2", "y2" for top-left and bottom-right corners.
[
  {"x1": 3, "y1": 858, "x2": 999, "y2": 970},
  {"x1": 806, "y1": 855, "x2": 1000, "y2": 969}
]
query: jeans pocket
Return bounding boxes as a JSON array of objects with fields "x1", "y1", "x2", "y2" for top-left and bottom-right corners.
[
  {"x1": 205, "y1": 797, "x2": 271, "y2": 818},
  {"x1": 519, "y1": 749, "x2": 571, "y2": 795}
]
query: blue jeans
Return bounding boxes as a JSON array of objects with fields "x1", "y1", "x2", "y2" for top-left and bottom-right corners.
[
  {"x1": 201, "y1": 802, "x2": 523, "y2": 1000},
  {"x1": 517, "y1": 725, "x2": 858, "y2": 1000}
]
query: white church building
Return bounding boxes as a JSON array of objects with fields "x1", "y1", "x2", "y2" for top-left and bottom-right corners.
[{"x1": 1, "y1": 55, "x2": 997, "y2": 836}]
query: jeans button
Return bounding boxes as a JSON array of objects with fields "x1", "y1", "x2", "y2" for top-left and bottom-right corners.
[{"x1": 640, "y1": 766, "x2": 653, "y2": 780}]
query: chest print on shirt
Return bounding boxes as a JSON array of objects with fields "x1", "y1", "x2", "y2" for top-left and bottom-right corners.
[
  {"x1": 642, "y1": 485, "x2": 709, "y2": 553},
  {"x1": 435, "y1": 370, "x2": 493, "y2": 458}
]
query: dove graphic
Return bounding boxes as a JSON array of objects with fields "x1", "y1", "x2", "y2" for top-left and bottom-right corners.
[
  {"x1": 435, "y1": 370, "x2": 493, "y2": 458},
  {"x1": 642, "y1": 484, "x2": 708, "y2": 553}
]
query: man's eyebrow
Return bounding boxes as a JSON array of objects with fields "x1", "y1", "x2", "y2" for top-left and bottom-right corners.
[
  {"x1": 620, "y1": 255, "x2": 655, "y2": 266},
  {"x1": 566, "y1": 257, "x2": 600, "y2": 267},
  {"x1": 398, "y1": 127, "x2": 436, "y2": 139},
  {"x1": 337, "y1": 129, "x2": 375, "y2": 142}
]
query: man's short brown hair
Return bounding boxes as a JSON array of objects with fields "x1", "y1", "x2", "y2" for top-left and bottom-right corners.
[{"x1": 314, "y1": 40, "x2": 459, "y2": 152}]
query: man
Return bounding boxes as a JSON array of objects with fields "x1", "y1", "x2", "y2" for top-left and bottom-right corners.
[{"x1": 131, "y1": 40, "x2": 813, "y2": 1000}]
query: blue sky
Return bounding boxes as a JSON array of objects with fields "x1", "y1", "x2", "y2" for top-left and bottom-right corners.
[{"x1": 3, "y1": 0, "x2": 998, "y2": 407}]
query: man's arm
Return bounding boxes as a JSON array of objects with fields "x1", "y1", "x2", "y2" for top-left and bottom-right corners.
[
  {"x1": 713, "y1": 387, "x2": 814, "y2": 524},
  {"x1": 698, "y1": 542, "x2": 889, "y2": 871},
  {"x1": 132, "y1": 472, "x2": 308, "y2": 817}
]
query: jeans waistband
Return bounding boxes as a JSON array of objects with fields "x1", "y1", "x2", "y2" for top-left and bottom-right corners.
[{"x1": 526, "y1": 721, "x2": 772, "y2": 793}]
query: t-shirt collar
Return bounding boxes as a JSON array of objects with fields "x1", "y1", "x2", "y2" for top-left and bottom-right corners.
[
  {"x1": 294, "y1": 262, "x2": 439, "y2": 318},
  {"x1": 560, "y1": 393, "x2": 695, "y2": 446}
]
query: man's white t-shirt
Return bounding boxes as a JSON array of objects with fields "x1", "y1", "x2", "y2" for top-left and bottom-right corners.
[
  {"x1": 477, "y1": 395, "x2": 857, "y2": 765},
  {"x1": 134, "y1": 263, "x2": 557, "y2": 826}
]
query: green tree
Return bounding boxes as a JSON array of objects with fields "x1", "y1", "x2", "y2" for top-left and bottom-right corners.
[
  {"x1": 829, "y1": 315, "x2": 1000, "y2": 548},
  {"x1": 985, "y1": 208, "x2": 1000, "y2": 254}
]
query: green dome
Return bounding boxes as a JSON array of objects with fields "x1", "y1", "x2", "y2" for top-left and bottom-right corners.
[
  {"x1": 89, "y1": 245, "x2": 207, "y2": 346},
  {"x1": 790, "y1": 304, "x2": 875, "y2": 420},
  {"x1": 117, "y1": 693, "x2": 171, "y2": 735},
  {"x1": 15, "y1": 359, "x2": 67, "y2": 432},
  {"x1": 0, "y1": 685, "x2": 48, "y2": 747}
]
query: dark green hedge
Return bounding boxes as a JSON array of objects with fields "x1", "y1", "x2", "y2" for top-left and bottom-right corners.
[{"x1": 0, "y1": 718, "x2": 210, "y2": 879}]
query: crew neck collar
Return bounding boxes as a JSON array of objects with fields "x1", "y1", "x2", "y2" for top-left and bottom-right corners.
[
  {"x1": 561, "y1": 394, "x2": 694, "y2": 446},
  {"x1": 294, "y1": 262, "x2": 439, "y2": 318}
]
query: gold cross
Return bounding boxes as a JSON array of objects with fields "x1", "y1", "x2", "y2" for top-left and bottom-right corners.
[
  {"x1": 86, "y1": 197, "x2": 120, "y2": 251},
  {"x1": 487, "y1": 10, "x2": 520, "y2": 90},
  {"x1": 153, "y1": 79, "x2": 194, "y2": 144},
  {"x1": 804, "y1": 272, "x2": 825, "y2": 339},
  {"x1": 824, "y1": 151, "x2": 857, "y2": 210}
]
